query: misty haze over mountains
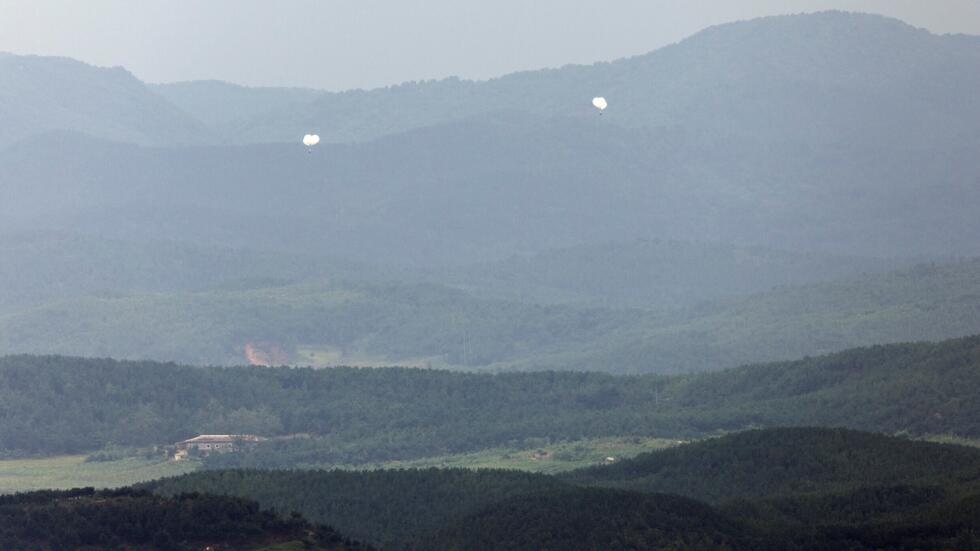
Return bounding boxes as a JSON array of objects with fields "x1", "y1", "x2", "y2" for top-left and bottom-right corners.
[
  {"x1": 1, "y1": 11, "x2": 979, "y2": 371},
  {"x1": 8, "y1": 8, "x2": 980, "y2": 547}
]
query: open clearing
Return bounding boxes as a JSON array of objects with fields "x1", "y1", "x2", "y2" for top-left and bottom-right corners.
[
  {"x1": 353, "y1": 436, "x2": 683, "y2": 474},
  {"x1": 0, "y1": 436, "x2": 680, "y2": 491},
  {"x1": 0, "y1": 455, "x2": 197, "y2": 494}
]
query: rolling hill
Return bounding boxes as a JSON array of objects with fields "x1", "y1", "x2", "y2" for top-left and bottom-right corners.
[
  {"x1": 512, "y1": 257, "x2": 980, "y2": 373},
  {"x1": 10, "y1": 13, "x2": 979, "y2": 153},
  {"x1": 0, "y1": 53, "x2": 209, "y2": 148},
  {"x1": 150, "y1": 80, "x2": 324, "y2": 130},
  {"x1": 167, "y1": 12, "x2": 980, "y2": 150},
  {"x1": 2, "y1": 13, "x2": 979, "y2": 264},
  {"x1": 435, "y1": 239, "x2": 906, "y2": 309},
  {"x1": 149, "y1": 469, "x2": 565, "y2": 547},
  {"x1": 144, "y1": 428, "x2": 980, "y2": 549},
  {"x1": 0, "y1": 257, "x2": 977, "y2": 372},
  {"x1": 0, "y1": 230, "x2": 905, "y2": 315},
  {"x1": 4, "y1": 335, "x2": 980, "y2": 460},
  {"x1": 562, "y1": 428, "x2": 980, "y2": 503},
  {"x1": 0, "y1": 488, "x2": 361, "y2": 550},
  {"x1": 0, "y1": 231, "x2": 376, "y2": 315}
]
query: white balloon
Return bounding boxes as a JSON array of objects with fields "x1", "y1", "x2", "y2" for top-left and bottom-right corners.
[
  {"x1": 592, "y1": 97, "x2": 608, "y2": 111},
  {"x1": 302, "y1": 134, "x2": 320, "y2": 147}
]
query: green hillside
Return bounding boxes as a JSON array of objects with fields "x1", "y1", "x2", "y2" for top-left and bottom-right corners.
[
  {"x1": 150, "y1": 469, "x2": 564, "y2": 547},
  {"x1": 184, "y1": 13, "x2": 980, "y2": 150},
  {"x1": 0, "y1": 232, "x2": 375, "y2": 315},
  {"x1": 145, "y1": 428, "x2": 980, "y2": 549},
  {"x1": 435, "y1": 239, "x2": 904, "y2": 310},
  {"x1": 0, "y1": 488, "x2": 360, "y2": 550},
  {"x1": 562, "y1": 428, "x2": 980, "y2": 502},
  {"x1": 150, "y1": 80, "x2": 323, "y2": 129},
  {"x1": 4, "y1": 14, "x2": 980, "y2": 268},
  {"x1": 420, "y1": 488, "x2": 746, "y2": 551},
  {"x1": 514, "y1": 258, "x2": 980, "y2": 373},
  {"x1": 4, "y1": 335, "x2": 980, "y2": 460},
  {"x1": 0, "y1": 54, "x2": 209, "y2": 148},
  {"x1": 1, "y1": 258, "x2": 978, "y2": 374},
  {"x1": 0, "y1": 279, "x2": 638, "y2": 366}
]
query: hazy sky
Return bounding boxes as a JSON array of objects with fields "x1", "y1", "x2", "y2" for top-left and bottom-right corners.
[{"x1": 2, "y1": 1, "x2": 978, "y2": 90}]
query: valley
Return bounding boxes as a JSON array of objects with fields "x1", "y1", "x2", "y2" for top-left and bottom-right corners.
[{"x1": 2, "y1": 7, "x2": 979, "y2": 549}]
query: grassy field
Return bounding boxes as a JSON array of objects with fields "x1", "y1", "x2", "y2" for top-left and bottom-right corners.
[
  {"x1": 0, "y1": 455, "x2": 198, "y2": 494},
  {"x1": 5, "y1": 432, "x2": 966, "y2": 493},
  {"x1": 353, "y1": 436, "x2": 684, "y2": 474},
  {"x1": 0, "y1": 437, "x2": 681, "y2": 492}
]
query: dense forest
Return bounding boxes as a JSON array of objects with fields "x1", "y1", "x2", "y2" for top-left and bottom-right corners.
[
  {"x1": 562, "y1": 428, "x2": 980, "y2": 502},
  {"x1": 2, "y1": 255, "x2": 979, "y2": 373},
  {"x1": 3, "y1": 335, "x2": 980, "y2": 460},
  {"x1": 144, "y1": 428, "x2": 980, "y2": 549},
  {"x1": 422, "y1": 488, "x2": 749, "y2": 551},
  {"x1": 0, "y1": 487, "x2": 363, "y2": 550},
  {"x1": 0, "y1": 231, "x2": 902, "y2": 316},
  {"x1": 149, "y1": 469, "x2": 564, "y2": 546}
]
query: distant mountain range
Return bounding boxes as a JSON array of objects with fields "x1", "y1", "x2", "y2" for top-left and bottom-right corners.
[
  {"x1": 3, "y1": 113, "x2": 979, "y2": 263},
  {"x1": 148, "y1": 12, "x2": 980, "y2": 150},
  {"x1": 3, "y1": 12, "x2": 979, "y2": 262},
  {"x1": 0, "y1": 54, "x2": 209, "y2": 148},
  {"x1": 5, "y1": 12, "x2": 978, "y2": 150},
  {"x1": 3, "y1": 11, "x2": 980, "y2": 369}
]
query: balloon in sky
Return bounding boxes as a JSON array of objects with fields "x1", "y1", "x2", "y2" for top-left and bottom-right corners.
[
  {"x1": 592, "y1": 97, "x2": 608, "y2": 112},
  {"x1": 302, "y1": 134, "x2": 320, "y2": 147}
]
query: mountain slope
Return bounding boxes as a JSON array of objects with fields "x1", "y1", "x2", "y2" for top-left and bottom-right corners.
[
  {"x1": 149, "y1": 469, "x2": 564, "y2": 547},
  {"x1": 0, "y1": 488, "x2": 361, "y2": 550},
  {"x1": 419, "y1": 488, "x2": 746, "y2": 551},
  {"x1": 562, "y1": 428, "x2": 980, "y2": 503},
  {"x1": 0, "y1": 54, "x2": 209, "y2": 147},
  {"x1": 5, "y1": 335, "x2": 980, "y2": 459},
  {"x1": 144, "y1": 429, "x2": 980, "y2": 549},
  {"x1": 4, "y1": 114, "x2": 978, "y2": 266},
  {"x1": 0, "y1": 231, "x2": 378, "y2": 315},
  {"x1": 1, "y1": 257, "x2": 976, "y2": 372},
  {"x1": 0, "y1": 278, "x2": 639, "y2": 366},
  {"x1": 436, "y1": 239, "x2": 906, "y2": 309},
  {"x1": 0, "y1": 229, "x2": 906, "y2": 321},
  {"x1": 514, "y1": 258, "x2": 980, "y2": 373},
  {"x1": 3, "y1": 14, "x2": 978, "y2": 261},
  {"x1": 218, "y1": 12, "x2": 980, "y2": 148},
  {"x1": 151, "y1": 80, "x2": 324, "y2": 129}
]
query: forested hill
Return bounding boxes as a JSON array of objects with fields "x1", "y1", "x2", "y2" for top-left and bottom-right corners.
[
  {"x1": 146, "y1": 428, "x2": 980, "y2": 549},
  {"x1": 526, "y1": 257, "x2": 980, "y2": 373},
  {"x1": 149, "y1": 80, "x2": 323, "y2": 129},
  {"x1": 0, "y1": 488, "x2": 363, "y2": 550},
  {"x1": 4, "y1": 14, "x2": 980, "y2": 269},
  {"x1": 0, "y1": 54, "x2": 209, "y2": 148},
  {"x1": 3, "y1": 334, "x2": 980, "y2": 459},
  {"x1": 433, "y1": 239, "x2": 904, "y2": 310},
  {"x1": 154, "y1": 12, "x2": 980, "y2": 149},
  {"x1": 5, "y1": 13, "x2": 979, "y2": 150},
  {"x1": 0, "y1": 231, "x2": 903, "y2": 316},
  {"x1": 1, "y1": 256, "x2": 978, "y2": 373},
  {"x1": 4, "y1": 112, "x2": 978, "y2": 268},
  {"x1": 561, "y1": 427, "x2": 980, "y2": 503},
  {"x1": 0, "y1": 231, "x2": 373, "y2": 315},
  {"x1": 150, "y1": 469, "x2": 565, "y2": 547}
]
